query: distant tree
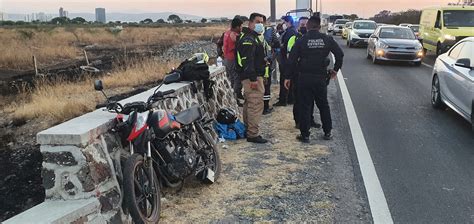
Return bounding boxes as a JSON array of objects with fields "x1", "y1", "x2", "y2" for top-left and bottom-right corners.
[
  {"x1": 0, "y1": 20, "x2": 15, "y2": 26},
  {"x1": 115, "y1": 21, "x2": 122, "y2": 24},
  {"x1": 50, "y1": 16, "x2": 70, "y2": 25},
  {"x1": 156, "y1": 19, "x2": 166, "y2": 24},
  {"x1": 185, "y1": 20, "x2": 193, "y2": 23},
  {"x1": 348, "y1": 14, "x2": 359, "y2": 20},
  {"x1": 168, "y1": 14, "x2": 183, "y2": 23},
  {"x1": 140, "y1": 18, "x2": 153, "y2": 24},
  {"x1": 201, "y1": 18, "x2": 207, "y2": 23},
  {"x1": 71, "y1": 17, "x2": 87, "y2": 24},
  {"x1": 370, "y1": 9, "x2": 421, "y2": 25},
  {"x1": 15, "y1": 21, "x2": 27, "y2": 25}
]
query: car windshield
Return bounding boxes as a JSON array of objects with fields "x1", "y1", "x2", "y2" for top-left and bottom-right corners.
[
  {"x1": 336, "y1": 20, "x2": 349, "y2": 24},
  {"x1": 379, "y1": 28, "x2": 416, "y2": 39},
  {"x1": 443, "y1": 10, "x2": 474, "y2": 27},
  {"x1": 354, "y1": 22, "x2": 377, "y2": 29},
  {"x1": 410, "y1": 26, "x2": 420, "y2": 32}
]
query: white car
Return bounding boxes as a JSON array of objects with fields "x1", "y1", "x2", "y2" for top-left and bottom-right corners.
[
  {"x1": 347, "y1": 20, "x2": 377, "y2": 48},
  {"x1": 431, "y1": 37, "x2": 474, "y2": 129}
]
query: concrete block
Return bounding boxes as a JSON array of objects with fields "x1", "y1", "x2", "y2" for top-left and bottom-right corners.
[{"x1": 4, "y1": 198, "x2": 101, "y2": 224}]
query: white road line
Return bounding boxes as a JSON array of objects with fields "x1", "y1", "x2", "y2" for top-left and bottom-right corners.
[
  {"x1": 333, "y1": 57, "x2": 394, "y2": 224},
  {"x1": 422, "y1": 62, "x2": 434, "y2": 68}
]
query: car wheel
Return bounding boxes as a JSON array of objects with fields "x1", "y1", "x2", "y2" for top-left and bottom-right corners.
[
  {"x1": 414, "y1": 61, "x2": 422, "y2": 66},
  {"x1": 431, "y1": 75, "x2": 446, "y2": 109},
  {"x1": 436, "y1": 43, "x2": 443, "y2": 56},
  {"x1": 372, "y1": 49, "x2": 379, "y2": 64}
]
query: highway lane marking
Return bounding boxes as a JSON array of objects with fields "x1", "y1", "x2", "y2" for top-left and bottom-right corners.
[
  {"x1": 333, "y1": 55, "x2": 394, "y2": 224},
  {"x1": 422, "y1": 62, "x2": 434, "y2": 68}
]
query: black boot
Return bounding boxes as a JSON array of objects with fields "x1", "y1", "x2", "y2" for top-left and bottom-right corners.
[
  {"x1": 323, "y1": 132, "x2": 333, "y2": 140},
  {"x1": 296, "y1": 135, "x2": 310, "y2": 143},
  {"x1": 263, "y1": 101, "x2": 273, "y2": 115}
]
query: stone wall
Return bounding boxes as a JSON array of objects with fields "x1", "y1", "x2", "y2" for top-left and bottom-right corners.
[{"x1": 5, "y1": 65, "x2": 238, "y2": 224}]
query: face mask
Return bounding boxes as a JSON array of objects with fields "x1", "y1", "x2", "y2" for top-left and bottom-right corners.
[
  {"x1": 254, "y1": 23, "x2": 264, "y2": 34},
  {"x1": 282, "y1": 23, "x2": 288, "y2": 30},
  {"x1": 299, "y1": 27, "x2": 307, "y2": 35}
]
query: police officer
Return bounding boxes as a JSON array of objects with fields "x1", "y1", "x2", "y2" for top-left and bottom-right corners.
[
  {"x1": 292, "y1": 17, "x2": 321, "y2": 130},
  {"x1": 284, "y1": 16, "x2": 344, "y2": 142},
  {"x1": 235, "y1": 12, "x2": 268, "y2": 144},
  {"x1": 274, "y1": 15, "x2": 298, "y2": 107}
]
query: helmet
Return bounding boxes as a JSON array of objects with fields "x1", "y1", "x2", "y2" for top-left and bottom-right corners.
[{"x1": 216, "y1": 108, "x2": 237, "y2": 124}]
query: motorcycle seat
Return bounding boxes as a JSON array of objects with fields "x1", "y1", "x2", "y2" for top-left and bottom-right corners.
[{"x1": 174, "y1": 105, "x2": 202, "y2": 125}]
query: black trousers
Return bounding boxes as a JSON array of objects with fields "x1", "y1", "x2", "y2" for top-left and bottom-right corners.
[
  {"x1": 264, "y1": 73, "x2": 272, "y2": 109},
  {"x1": 297, "y1": 74, "x2": 332, "y2": 137},
  {"x1": 293, "y1": 74, "x2": 315, "y2": 125},
  {"x1": 278, "y1": 61, "x2": 288, "y2": 103}
]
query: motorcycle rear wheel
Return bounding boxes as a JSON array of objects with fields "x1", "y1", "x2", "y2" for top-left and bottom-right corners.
[
  {"x1": 199, "y1": 128, "x2": 222, "y2": 184},
  {"x1": 123, "y1": 154, "x2": 161, "y2": 224}
]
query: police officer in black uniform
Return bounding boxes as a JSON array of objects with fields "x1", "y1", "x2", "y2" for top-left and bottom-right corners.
[{"x1": 284, "y1": 16, "x2": 344, "y2": 142}]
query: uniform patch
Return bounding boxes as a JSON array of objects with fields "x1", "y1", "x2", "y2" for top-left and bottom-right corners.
[{"x1": 308, "y1": 39, "x2": 325, "y2": 48}]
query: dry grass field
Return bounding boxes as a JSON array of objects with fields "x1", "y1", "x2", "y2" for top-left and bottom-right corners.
[
  {"x1": 1, "y1": 25, "x2": 226, "y2": 124},
  {"x1": 0, "y1": 25, "x2": 224, "y2": 70}
]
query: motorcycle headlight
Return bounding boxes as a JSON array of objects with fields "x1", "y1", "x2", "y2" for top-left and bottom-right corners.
[
  {"x1": 444, "y1": 34, "x2": 456, "y2": 41},
  {"x1": 134, "y1": 112, "x2": 149, "y2": 131},
  {"x1": 377, "y1": 42, "x2": 389, "y2": 49}
]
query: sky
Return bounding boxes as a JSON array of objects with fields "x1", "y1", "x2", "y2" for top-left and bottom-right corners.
[{"x1": 0, "y1": 0, "x2": 454, "y2": 18}]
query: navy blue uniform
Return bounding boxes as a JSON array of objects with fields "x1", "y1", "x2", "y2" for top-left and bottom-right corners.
[{"x1": 287, "y1": 30, "x2": 344, "y2": 137}]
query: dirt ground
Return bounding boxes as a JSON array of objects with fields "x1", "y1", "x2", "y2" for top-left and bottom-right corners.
[
  {"x1": 159, "y1": 84, "x2": 372, "y2": 223},
  {"x1": 160, "y1": 104, "x2": 334, "y2": 223}
]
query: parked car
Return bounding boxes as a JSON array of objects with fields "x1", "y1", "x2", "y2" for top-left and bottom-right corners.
[
  {"x1": 367, "y1": 26, "x2": 424, "y2": 65},
  {"x1": 342, "y1": 22, "x2": 353, "y2": 39},
  {"x1": 333, "y1": 19, "x2": 350, "y2": 35},
  {"x1": 431, "y1": 37, "x2": 474, "y2": 130},
  {"x1": 347, "y1": 20, "x2": 377, "y2": 48},
  {"x1": 399, "y1": 23, "x2": 412, "y2": 27},
  {"x1": 420, "y1": 6, "x2": 474, "y2": 55},
  {"x1": 377, "y1": 23, "x2": 387, "y2": 28}
]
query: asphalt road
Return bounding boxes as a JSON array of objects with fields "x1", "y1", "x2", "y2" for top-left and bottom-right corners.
[{"x1": 334, "y1": 36, "x2": 474, "y2": 223}]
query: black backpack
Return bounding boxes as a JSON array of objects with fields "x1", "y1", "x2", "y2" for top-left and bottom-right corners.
[{"x1": 176, "y1": 58, "x2": 214, "y2": 100}]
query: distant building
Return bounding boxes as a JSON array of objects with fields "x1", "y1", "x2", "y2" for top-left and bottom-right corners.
[
  {"x1": 59, "y1": 7, "x2": 64, "y2": 17},
  {"x1": 0, "y1": 12, "x2": 6, "y2": 21},
  {"x1": 95, "y1": 8, "x2": 106, "y2": 23}
]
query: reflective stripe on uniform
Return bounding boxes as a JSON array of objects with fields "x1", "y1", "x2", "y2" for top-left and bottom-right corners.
[
  {"x1": 237, "y1": 51, "x2": 243, "y2": 67},
  {"x1": 263, "y1": 95, "x2": 271, "y2": 100},
  {"x1": 288, "y1": 35, "x2": 297, "y2": 53},
  {"x1": 264, "y1": 66, "x2": 270, "y2": 78}
]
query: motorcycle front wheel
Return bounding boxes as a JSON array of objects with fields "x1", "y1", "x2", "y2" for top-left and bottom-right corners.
[{"x1": 123, "y1": 154, "x2": 161, "y2": 224}]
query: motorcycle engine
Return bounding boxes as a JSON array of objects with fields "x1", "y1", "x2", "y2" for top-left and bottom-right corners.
[{"x1": 164, "y1": 133, "x2": 198, "y2": 180}]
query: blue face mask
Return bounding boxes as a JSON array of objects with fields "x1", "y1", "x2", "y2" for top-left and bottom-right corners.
[{"x1": 254, "y1": 23, "x2": 264, "y2": 34}]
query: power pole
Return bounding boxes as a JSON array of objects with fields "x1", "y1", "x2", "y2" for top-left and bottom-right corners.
[{"x1": 270, "y1": 0, "x2": 276, "y2": 23}]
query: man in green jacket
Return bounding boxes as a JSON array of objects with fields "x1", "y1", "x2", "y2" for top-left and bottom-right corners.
[{"x1": 235, "y1": 12, "x2": 268, "y2": 144}]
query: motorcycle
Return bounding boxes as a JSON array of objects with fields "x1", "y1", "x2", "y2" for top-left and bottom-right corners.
[{"x1": 94, "y1": 71, "x2": 221, "y2": 224}]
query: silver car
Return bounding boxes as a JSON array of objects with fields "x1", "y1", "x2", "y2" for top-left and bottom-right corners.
[
  {"x1": 431, "y1": 37, "x2": 474, "y2": 129},
  {"x1": 367, "y1": 26, "x2": 424, "y2": 65}
]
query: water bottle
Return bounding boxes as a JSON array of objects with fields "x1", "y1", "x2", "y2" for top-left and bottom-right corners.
[{"x1": 216, "y1": 56, "x2": 223, "y2": 67}]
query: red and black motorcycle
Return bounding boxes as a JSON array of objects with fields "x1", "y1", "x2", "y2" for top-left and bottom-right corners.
[{"x1": 94, "y1": 71, "x2": 221, "y2": 224}]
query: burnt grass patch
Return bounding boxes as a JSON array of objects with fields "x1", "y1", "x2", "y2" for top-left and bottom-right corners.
[{"x1": 0, "y1": 145, "x2": 44, "y2": 221}]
